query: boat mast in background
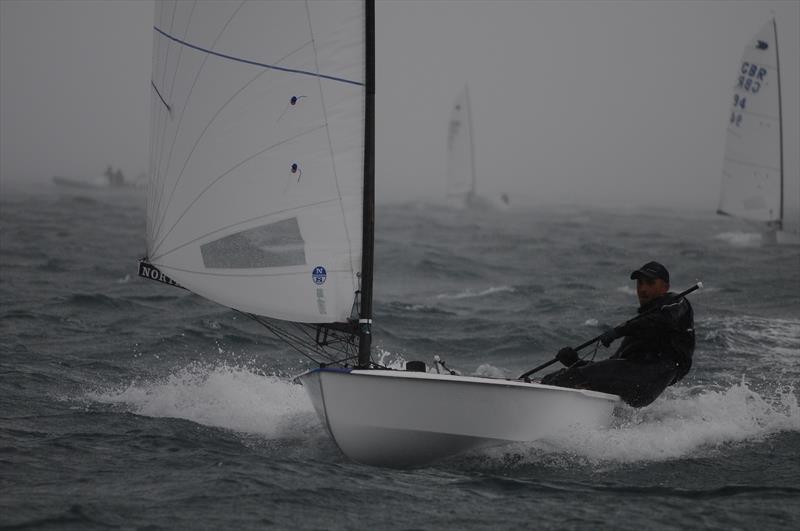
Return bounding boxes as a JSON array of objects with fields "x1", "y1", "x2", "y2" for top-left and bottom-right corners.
[
  {"x1": 446, "y1": 85, "x2": 477, "y2": 206},
  {"x1": 773, "y1": 17, "x2": 784, "y2": 230}
]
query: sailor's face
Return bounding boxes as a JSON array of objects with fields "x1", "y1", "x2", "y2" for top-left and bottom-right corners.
[{"x1": 636, "y1": 277, "x2": 669, "y2": 305}]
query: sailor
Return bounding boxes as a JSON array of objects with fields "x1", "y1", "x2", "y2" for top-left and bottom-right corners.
[{"x1": 541, "y1": 261, "x2": 695, "y2": 407}]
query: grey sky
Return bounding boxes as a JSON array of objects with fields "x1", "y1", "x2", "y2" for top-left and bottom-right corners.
[{"x1": 1, "y1": 0, "x2": 798, "y2": 210}]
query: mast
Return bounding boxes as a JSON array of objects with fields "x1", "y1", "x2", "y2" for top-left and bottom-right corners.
[
  {"x1": 466, "y1": 85, "x2": 477, "y2": 200},
  {"x1": 773, "y1": 17, "x2": 784, "y2": 230},
  {"x1": 357, "y1": 0, "x2": 375, "y2": 368}
]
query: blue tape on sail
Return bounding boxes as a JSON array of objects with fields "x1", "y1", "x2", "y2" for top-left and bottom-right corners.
[{"x1": 154, "y1": 26, "x2": 364, "y2": 87}]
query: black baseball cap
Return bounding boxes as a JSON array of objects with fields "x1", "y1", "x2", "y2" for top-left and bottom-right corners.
[{"x1": 630, "y1": 261, "x2": 669, "y2": 283}]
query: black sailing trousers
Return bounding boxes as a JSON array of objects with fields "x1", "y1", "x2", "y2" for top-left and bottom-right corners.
[{"x1": 540, "y1": 358, "x2": 678, "y2": 408}]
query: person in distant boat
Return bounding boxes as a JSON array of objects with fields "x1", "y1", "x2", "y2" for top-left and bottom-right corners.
[{"x1": 541, "y1": 261, "x2": 695, "y2": 407}]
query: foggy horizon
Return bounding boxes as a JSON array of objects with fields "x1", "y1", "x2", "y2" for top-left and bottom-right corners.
[{"x1": 1, "y1": 0, "x2": 798, "y2": 212}]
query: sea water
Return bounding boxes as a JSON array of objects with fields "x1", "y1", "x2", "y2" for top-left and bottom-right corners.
[{"x1": 1, "y1": 182, "x2": 798, "y2": 530}]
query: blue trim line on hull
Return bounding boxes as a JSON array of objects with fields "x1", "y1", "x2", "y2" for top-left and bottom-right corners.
[{"x1": 153, "y1": 26, "x2": 364, "y2": 87}]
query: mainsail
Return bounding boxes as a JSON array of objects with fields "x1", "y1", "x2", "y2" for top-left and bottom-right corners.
[
  {"x1": 446, "y1": 86, "x2": 477, "y2": 204},
  {"x1": 718, "y1": 19, "x2": 783, "y2": 227},
  {"x1": 143, "y1": 0, "x2": 375, "y2": 366},
  {"x1": 145, "y1": 0, "x2": 371, "y2": 337}
]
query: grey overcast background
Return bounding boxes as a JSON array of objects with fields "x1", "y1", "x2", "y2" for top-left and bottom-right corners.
[{"x1": 1, "y1": 0, "x2": 798, "y2": 210}]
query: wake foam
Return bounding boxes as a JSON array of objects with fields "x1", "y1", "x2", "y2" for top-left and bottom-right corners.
[
  {"x1": 477, "y1": 380, "x2": 799, "y2": 466},
  {"x1": 436, "y1": 285, "x2": 515, "y2": 300},
  {"x1": 85, "y1": 358, "x2": 798, "y2": 468},
  {"x1": 86, "y1": 363, "x2": 320, "y2": 439},
  {"x1": 616, "y1": 285, "x2": 636, "y2": 295},
  {"x1": 714, "y1": 231, "x2": 763, "y2": 247}
]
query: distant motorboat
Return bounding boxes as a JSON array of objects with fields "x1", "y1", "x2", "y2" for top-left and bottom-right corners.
[
  {"x1": 53, "y1": 166, "x2": 134, "y2": 189},
  {"x1": 52, "y1": 175, "x2": 116, "y2": 188}
]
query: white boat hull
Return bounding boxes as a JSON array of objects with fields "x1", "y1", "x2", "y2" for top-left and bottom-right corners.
[
  {"x1": 775, "y1": 230, "x2": 800, "y2": 246},
  {"x1": 53, "y1": 176, "x2": 117, "y2": 188},
  {"x1": 297, "y1": 368, "x2": 619, "y2": 467}
]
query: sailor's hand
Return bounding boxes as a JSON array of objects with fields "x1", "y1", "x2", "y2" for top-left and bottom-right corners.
[
  {"x1": 556, "y1": 347, "x2": 579, "y2": 367},
  {"x1": 599, "y1": 328, "x2": 619, "y2": 348}
]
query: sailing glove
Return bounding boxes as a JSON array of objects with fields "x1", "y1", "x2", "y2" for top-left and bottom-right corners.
[
  {"x1": 599, "y1": 328, "x2": 619, "y2": 348},
  {"x1": 556, "y1": 347, "x2": 579, "y2": 367}
]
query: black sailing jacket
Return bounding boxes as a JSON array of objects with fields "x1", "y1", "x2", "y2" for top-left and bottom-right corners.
[{"x1": 610, "y1": 292, "x2": 695, "y2": 384}]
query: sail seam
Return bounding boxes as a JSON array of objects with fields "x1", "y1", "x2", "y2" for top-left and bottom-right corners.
[
  {"x1": 153, "y1": 26, "x2": 364, "y2": 87},
  {"x1": 150, "y1": 0, "x2": 200, "y2": 245},
  {"x1": 725, "y1": 128, "x2": 743, "y2": 140},
  {"x1": 151, "y1": 196, "x2": 341, "y2": 262},
  {"x1": 148, "y1": 0, "x2": 179, "y2": 248},
  {"x1": 304, "y1": 0, "x2": 358, "y2": 290},
  {"x1": 151, "y1": 124, "x2": 327, "y2": 257},
  {"x1": 150, "y1": 263, "x2": 352, "y2": 278},
  {"x1": 151, "y1": 39, "x2": 318, "y2": 250},
  {"x1": 150, "y1": 1, "x2": 183, "y2": 247},
  {"x1": 739, "y1": 62, "x2": 777, "y2": 71},
  {"x1": 729, "y1": 108, "x2": 779, "y2": 122},
  {"x1": 151, "y1": 1, "x2": 244, "y2": 247},
  {"x1": 723, "y1": 156, "x2": 780, "y2": 173},
  {"x1": 151, "y1": 67, "x2": 264, "y2": 245}
]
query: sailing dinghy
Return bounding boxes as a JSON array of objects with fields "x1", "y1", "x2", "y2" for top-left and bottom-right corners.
[
  {"x1": 140, "y1": 0, "x2": 618, "y2": 468},
  {"x1": 718, "y1": 18, "x2": 800, "y2": 245},
  {"x1": 446, "y1": 85, "x2": 510, "y2": 211}
]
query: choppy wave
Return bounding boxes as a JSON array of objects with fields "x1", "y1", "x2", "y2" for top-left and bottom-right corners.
[
  {"x1": 63, "y1": 292, "x2": 136, "y2": 310},
  {"x1": 86, "y1": 363, "x2": 320, "y2": 439},
  {"x1": 704, "y1": 315, "x2": 800, "y2": 363},
  {"x1": 384, "y1": 301, "x2": 457, "y2": 315},
  {"x1": 5, "y1": 188, "x2": 800, "y2": 527},
  {"x1": 476, "y1": 380, "x2": 799, "y2": 466}
]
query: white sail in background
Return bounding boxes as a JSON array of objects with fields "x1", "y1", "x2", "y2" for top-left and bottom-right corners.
[
  {"x1": 446, "y1": 86, "x2": 476, "y2": 204},
  {"x1": 147, "y1": 0, "x2": 366, "y2": 323},
  {"x1": 718, "y1": 20, "x2": 782, "y2": 225}
]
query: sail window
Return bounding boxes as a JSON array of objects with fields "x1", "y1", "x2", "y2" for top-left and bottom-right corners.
[{"x1": 200, "y1": 218, "x2": 306, "y2": 268}]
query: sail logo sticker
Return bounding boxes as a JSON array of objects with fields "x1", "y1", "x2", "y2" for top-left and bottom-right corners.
[
  {"x1": 312, "y1": 266, "x2": 327, "y2": 285},
  {"x1": 138, "y1": 261, "x2": 184, "y2": 289}
]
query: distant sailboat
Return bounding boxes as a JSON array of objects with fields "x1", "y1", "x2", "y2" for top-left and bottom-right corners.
[
  {"x1": 718, "y1": 18, "x2": 799, "y2": 245},
  {"x1": 53, "y1": 166, "x2": 130, "y2": 189},
  {"x1": 140, "y1": 0, "x2": 617, "y2": 468},
  {"x1": 446, "y1": 86, "x2": 509, "y2": 210}
]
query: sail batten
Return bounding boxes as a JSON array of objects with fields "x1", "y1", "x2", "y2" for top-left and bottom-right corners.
[
  {"x1": 151, "y1": 197, "x2": 342, "y2": 263},
  {"x1": 722, "y1": 158, "x2": 781, "y2": 173},
  {"x1": 149, "y1": 123, "x2": 330, "y2": 259},
  {"x1": 154, "y1": 26, "x2": 365, "y2": 87},
  {"x1": 146, "y1": 0, "x2": 368, "y2": 325}
]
